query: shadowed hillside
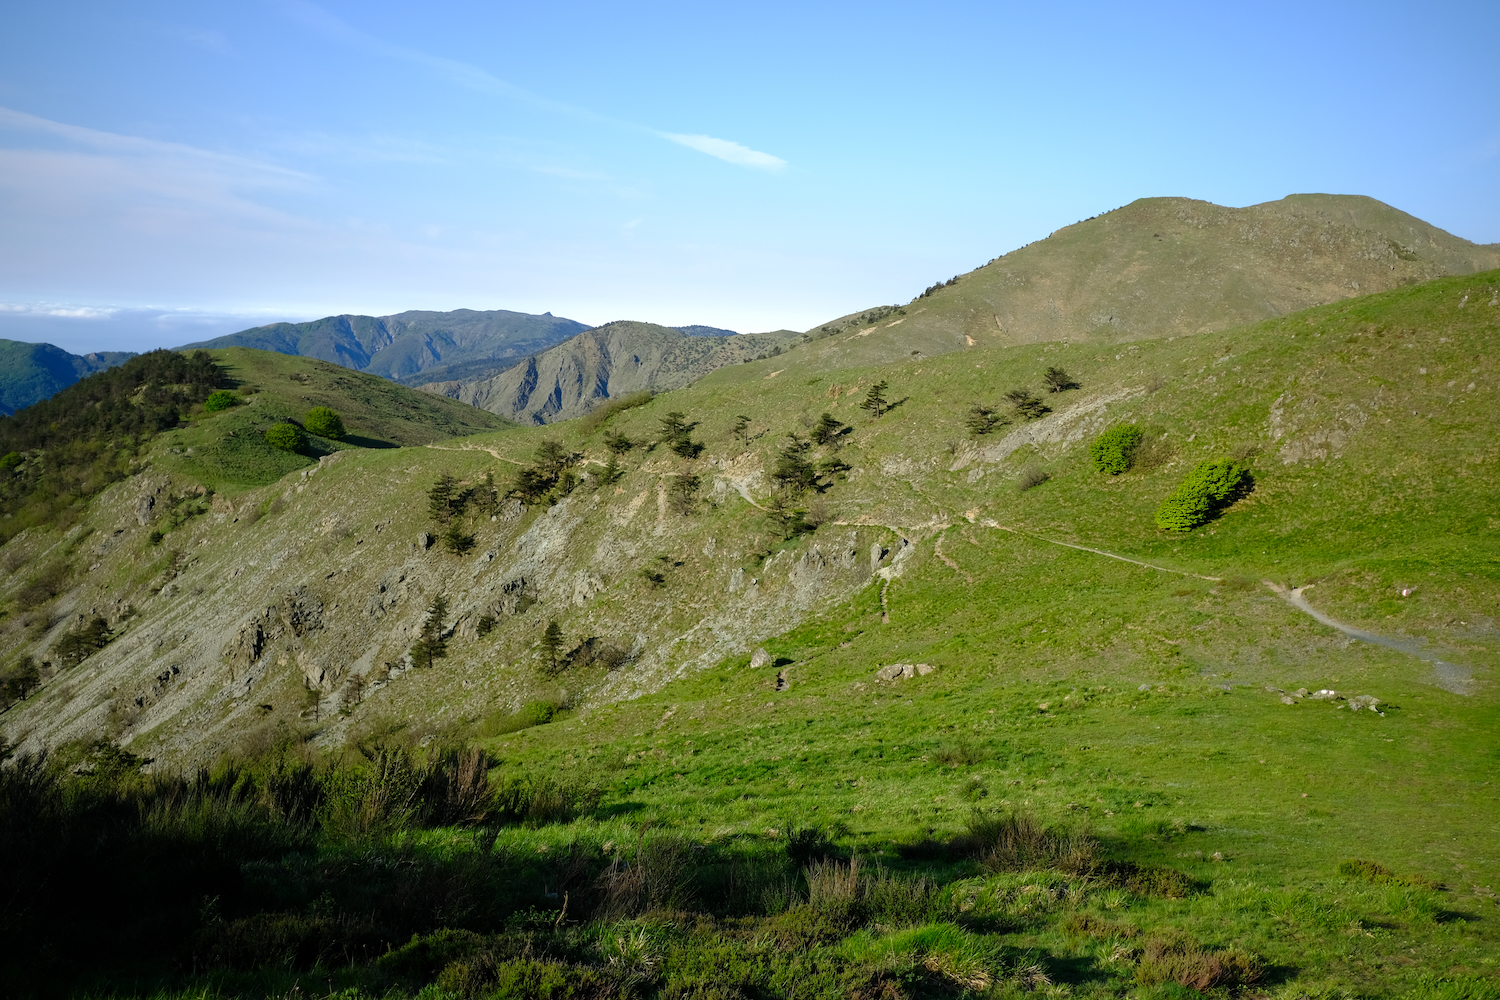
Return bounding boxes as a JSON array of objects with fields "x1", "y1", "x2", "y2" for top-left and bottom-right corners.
[
  {"x1": 181, "y1": 308, "x2": 589, "y2": 381},
  {"x1": 418, "y1": 321, "x2": 800, "y2": 424},
  {"x1": 0, "y1": 339, "x2": 136, "y2": 415}
]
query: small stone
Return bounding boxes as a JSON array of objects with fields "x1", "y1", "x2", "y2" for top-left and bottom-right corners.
[
  {"x1": 915, "y1": 663, "x2": 934, "y2": 676},
  {"x1": 875, "y1": 663, "x2": 908, "y2": 681},
  {"x1": 1280, "y1": 695, "x2": 1296, "y2": 705},
  {"x1": 750, "y1": 647, "x2": 771, "y2": 669},
  {"x1": 417, "y1": 532, "x2": 432, "y2": 550}
]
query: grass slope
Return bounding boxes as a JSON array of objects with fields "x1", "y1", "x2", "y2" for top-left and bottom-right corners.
[
  {"x1": 155, "y1": 347, "x2": 516, "y2": 491},
  {"x1": 2, "y1": 273, "x2": 1498, "y2": 997},
  {"x1": 797, "y1": 194, "x2": 1500, "y2": 373}
]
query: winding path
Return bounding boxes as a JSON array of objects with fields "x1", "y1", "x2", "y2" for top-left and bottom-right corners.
[{"x1": 1269, "y1": 584, "x2": 1475, "y2": 695}]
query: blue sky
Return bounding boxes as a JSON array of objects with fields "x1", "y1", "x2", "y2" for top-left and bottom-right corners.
[{"x1": 1, "y1": 1, "x2": 1497, "y2": 354}]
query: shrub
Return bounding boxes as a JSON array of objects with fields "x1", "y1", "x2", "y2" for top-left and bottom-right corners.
[
  {"x1": 1339, "y1": 858, "x2": 1443, "y2": 890},
  {"x1": 0, "y1": 451, "x2": 22, "y2": 471},
  {"x1": 1017, "y1": 466, "x2": 1050, "y2": 491},
  {"x1": 264, "y1": 422, "x2": 306, "y2": 453},
  {"x1": 578, "y1": 389, "x2": 652, "y2": 435},
  {"x1": 1042, "y1": 366, "x2": 1080, "y2": 393},
  {"x1": 303, "y1": 406, "x2": 345, "y2": 440},
  {"x1": 1155, "y1": 458, "x2": 1249, "y2": 531},
  {"x1": 203, "y1": 390, "x2": 239, "y2": 412},
  {"x1": 0, "y1": 656, "x2": 41, "y2": 703},
  {"x1": 1135, "y1": 936, "x2": 1263, "y2": 990},
  {"x1": 959, "y1": 811, "x2": 1097, "y2": 872},
  {"x1": 1004, "y1": 387, "x2": 1049, "y2": 420},
  {"x1": 966, "y1": 404, "x2": 1008, "y2": 436},
  {"x1": 54, "y1": 616, "x2": 113, "y2": 666},
  {"x1": 1090, "y1": 423, "x2": 1144, "y2": 474}
]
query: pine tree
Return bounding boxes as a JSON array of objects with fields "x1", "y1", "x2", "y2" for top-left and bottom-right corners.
[
  {"x1": 603, "y1": 430, "x2": 633, "y2": 455},
  {"x1": 541, "y1": 619, "x2": 565, "y2": 673},
  {"x1": 428, "y1": 474, "x2": 458, "y2": 524},
  {"x1": 410, "y1": 596, "x2": 449, "y2": 668},
  {"x1": 1004, "y1": 387, "x2": 1050, "y2": 420},
  {"x1": 810, "y1": 412, "x2": 848, "y2": 446},
  {"x1": 966, "y1": 404, "x2": 1009, "y2": 436},
  {"x1": 770, "y1": 434, "x2": 818, "y2": 494},
  {"x1": 1042, "y1": 366, "x2": 1080, "y2": 393},
  {"x1": 731, "y1": 415, "x2": 752, "y2": 449},
  {"x1": 860, "y1": 381, "x2": 890, "y2": 418}
]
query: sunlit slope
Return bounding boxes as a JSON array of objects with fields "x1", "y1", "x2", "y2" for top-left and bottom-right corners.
[
  {"x1": 155, "y1": 347, "x2": 515, "y2": 490},
  {"x1": 798, "y1": 194, "x2": 1500, "y2": 371},
  {"x1": 5, "y1": 271, "x2": 1495, "y2": 779}
]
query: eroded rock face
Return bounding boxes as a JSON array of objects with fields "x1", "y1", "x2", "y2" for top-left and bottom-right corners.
[
  {"x1": 222, "y1": 620, "x2": 265, "y2": 675},
  {"x1": 277, "y1": 588, "x2": 324, "y2": 637}
]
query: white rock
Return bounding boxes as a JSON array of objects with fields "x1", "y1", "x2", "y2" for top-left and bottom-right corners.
[{"x1": 750, "y1": 647, "x2": 771, "y2": 669}]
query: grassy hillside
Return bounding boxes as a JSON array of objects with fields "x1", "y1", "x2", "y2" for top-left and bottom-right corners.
[
  {"x1": 0, "y1": 338, "x2": 135, "y2": 415},
  {"x1": 420, "y1": 321, "x2": 802, "y2": 424},
  {"x1": 151, "y1": 347, "x2": 515, "y2": 491},
  {"x1": 1, "y1": 273, "x2": 1498, "y2": 997},
  {"x1": 797, "y1": 194, "x2": 1500, "y2": 373}
]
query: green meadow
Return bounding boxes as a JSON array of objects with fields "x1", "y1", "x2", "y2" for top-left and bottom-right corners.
[{"x1": 2, "y1": 273, "x2": 1498, "y2": 998}]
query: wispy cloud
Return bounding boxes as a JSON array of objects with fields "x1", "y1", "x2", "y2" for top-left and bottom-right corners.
[
  {"x1": 0, "y1": 302, "x2": 119, "y2": 319},
  {"x1": 280, "y1": 1, "x2": 787, "y2": 172},
  {"x1": 659, "y1": 133, "x2": 786, "y2": 171}
]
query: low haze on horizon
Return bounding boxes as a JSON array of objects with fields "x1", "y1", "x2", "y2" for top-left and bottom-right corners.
[{"x1": 2, "y1": 0, "x2": 1498, "y2": 355}]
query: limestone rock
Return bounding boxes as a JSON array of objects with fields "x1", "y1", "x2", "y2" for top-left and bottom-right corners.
[
  {"x1": 135, "y1": 494, "x2": 155, "y2": 525},
  {"x1": 750, "y1": 647, "x2": 771, "y2": 669},
  {"x1": 222, "y1": 620, "x2": 265, "y2": 674},
  {"x1": 876, "y1": 663, "x2": 910, "y2": 681}
]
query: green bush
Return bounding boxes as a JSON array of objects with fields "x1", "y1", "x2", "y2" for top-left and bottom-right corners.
[
  {"x1": 0, "y1": 451, "x2": 23, "y2": 471},
  {"x1": 1090, "y1": 423, "x2": 1143, "y2": 474},
  {"x1": 1155, "y1": 457, "x2": 1248, "y2": 531},
  {"x1": 1339, "y1": 858, "x2": 1442, "y2": 890},
  {"x1": 203, "y1": 390, "x2": 239, "y2": 412},
  {"x1": 264, "y1": 422, "x2": 306, "y2": 453},
  {"x1": 303, "y1": 406, "x2": 346, "y2": 440}
]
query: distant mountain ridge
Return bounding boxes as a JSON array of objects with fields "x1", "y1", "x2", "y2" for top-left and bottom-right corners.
[
  {"x1": 417, "y1": 321, "x2": 798, "y2": 424},
  {"x1": 0, "y1": 339, "x2": 137, "y2": 416},
  {"x1": 179, "y1": 308, "x2": 591, "y2": 382}
]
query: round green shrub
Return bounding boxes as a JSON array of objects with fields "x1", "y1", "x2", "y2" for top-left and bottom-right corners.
[
  {"x1": 1155, "y1": 458, "x2": 1247, "y2": 531},
  {"x1": 1090, "y1": 423, "x2": 1143, "y2": 474},
  {"x1": 264, "y1": 422, "x2": 307, "y2": 453},
  {"x1": 203, "y1": 390, "x2": 239, "y2": 413},
  {"x1": 303, "y1": 406, "x2": 346, "y2": 440},
  {"x1": 0, "y1": 451, "x2": 22, "y2": 471}
]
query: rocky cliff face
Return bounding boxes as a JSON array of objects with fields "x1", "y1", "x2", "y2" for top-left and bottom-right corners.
[{"x1": 3, "y1": 442, "x2": 896, "y2": 765}]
